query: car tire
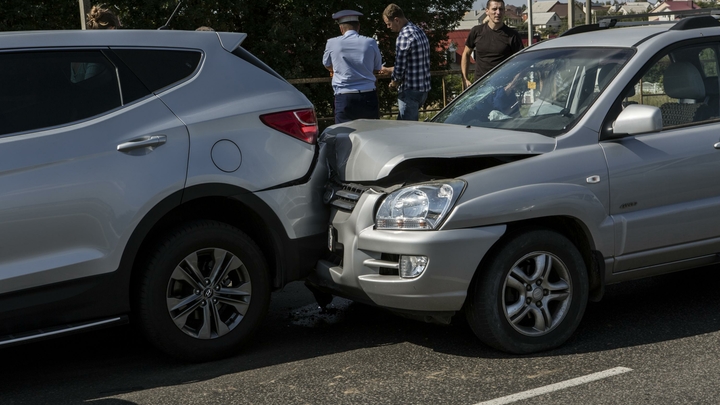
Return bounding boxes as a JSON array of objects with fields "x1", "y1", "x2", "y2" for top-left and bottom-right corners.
[
  {"x1": 135, "y1": 220, "x2": 270, "y2": 362},
  {"x1": 465, "y1": 229, "x2": 588, "y2": 354}
]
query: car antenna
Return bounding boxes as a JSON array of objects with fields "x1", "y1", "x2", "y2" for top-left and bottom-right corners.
[{"x1": 158, "y1": 0, "x2": 184, "y2": 30}]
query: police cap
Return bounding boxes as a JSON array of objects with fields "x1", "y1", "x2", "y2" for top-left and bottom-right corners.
[{"x1": 332, "y1": 10, "x2": 363, "y2": 24}]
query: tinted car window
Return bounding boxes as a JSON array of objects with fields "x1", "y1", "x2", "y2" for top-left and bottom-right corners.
[
  {"x1": 111, "y1": 49, "x2": 201, "y2": 93},
  {"x1": 101, "y1": 49, "x2": 152, "y2": 105},
  {"x1": 0, "y1": 50, "x2": 121, "y2": 136}
]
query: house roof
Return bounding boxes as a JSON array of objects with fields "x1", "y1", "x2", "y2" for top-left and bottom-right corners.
[
  {"x1": 443, "y1": 29, "x2": 471, "y2": 63},
  {"x1": 549, "y1": 3, "x2": 585, "y2": 18},
  {"x1": 505, "y1": 5, "x2": 525, "y2": 20},
  {"x1": 619, "y1": 2, "x2": 653, "y2": 14},
  {"x1": 651, "y1": 0, "x2": 700, "y2": 12},
  {"x1": 533, "y1": 12, "x2": 561, "y2": 25},
  {"x1": 532, "y1": 1, "x2": 559, "y2": 13}
]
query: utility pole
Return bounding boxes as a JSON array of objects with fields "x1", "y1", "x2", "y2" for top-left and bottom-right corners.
[
  {"x1": 79, "y1": 0, "x2": 91, "y2": 29},
  {"x1": 586, "y1": 0, "x2": 592, "y2": 24},
  {"x1": 527, "y1": 0, "x2": 533, "y2": 46}
]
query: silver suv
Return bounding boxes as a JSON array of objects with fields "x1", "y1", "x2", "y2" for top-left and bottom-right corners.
[
  {"x1": 0, "y1": 30, "x2": 328, "y2": 361},
  {"x1": 311, "y1": 14, "x2": 720, "y2": 354}
]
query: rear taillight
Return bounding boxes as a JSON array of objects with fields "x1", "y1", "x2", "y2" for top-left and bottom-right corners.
[{"x1": 260, "y1": 108, "x2": 318, "y2": 144}]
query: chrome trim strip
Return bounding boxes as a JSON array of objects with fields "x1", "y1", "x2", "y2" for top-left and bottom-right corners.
[
  {"x1": 363, "y1": 259, "x2": 399, "y2": 269},
  {"x1": 0, "y1": 317, "x2": 124, "y2": 346}
]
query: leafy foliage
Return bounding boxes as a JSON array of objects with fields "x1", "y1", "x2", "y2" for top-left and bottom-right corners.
[
  {"x1": 1, "y1": 0, "x2": 472, "y2": 122},
  {"x1": 0, "y1": 1, "x2": 86, "y2": 31}
]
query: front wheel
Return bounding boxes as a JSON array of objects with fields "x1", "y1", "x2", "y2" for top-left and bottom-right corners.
[
  {"x1": 135, "y1": 220, "x2": 270, "y2": 362},
  {"x1": 465, "y1": 229, "x2": 588, "y2": 354}
]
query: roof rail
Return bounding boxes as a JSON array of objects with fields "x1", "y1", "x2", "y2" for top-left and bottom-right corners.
[
  {"x1": 670, "y1": 15, "x2": 720, "y2": 30},
  {"x1": 560, "y1": 8, "x2": 720, "y2": 37}
]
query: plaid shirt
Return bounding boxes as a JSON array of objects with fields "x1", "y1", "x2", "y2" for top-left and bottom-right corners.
[{"x1": 392, "y1": 21, "x2": 431, "y2": 92}]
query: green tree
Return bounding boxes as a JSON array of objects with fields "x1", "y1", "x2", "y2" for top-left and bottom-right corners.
[{"x1": 1, "y1": 0, "x2": 83, "y2": 30}]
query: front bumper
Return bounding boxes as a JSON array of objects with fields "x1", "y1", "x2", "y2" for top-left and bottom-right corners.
[{"x1": 315, "y1": 191, "x2": 506, "y2": 312}]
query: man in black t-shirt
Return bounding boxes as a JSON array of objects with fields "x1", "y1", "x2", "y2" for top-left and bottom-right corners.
[{"x1": 461, "y1": 0, "x2": 523, "y2": 87}]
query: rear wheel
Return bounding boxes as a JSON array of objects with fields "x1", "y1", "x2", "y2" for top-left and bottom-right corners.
[
  {"x1": 466, "y1": 229, "x2": 588, "y2": 354},
  {"x1": 136, "y1": 220, "x2": 270, "y2": 362}
]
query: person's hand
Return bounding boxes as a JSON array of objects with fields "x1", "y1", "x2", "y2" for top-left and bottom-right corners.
[
  {"x1": 379, "y1": 66, "x2": 393, "y2": 75},
  {"x1": 505, "y1": 71, "x2": 524, "y2": 92},
  {"x1": 389, "y1": 80, "x2": 399, "y2": 90},
  {"x1": 462, "y1": 77, "x2": 471, "y2": 88}
]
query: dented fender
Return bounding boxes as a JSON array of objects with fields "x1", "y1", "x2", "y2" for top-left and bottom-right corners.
[{"x1": 442, "y1": 182, "x2": 614, "y2": 256}]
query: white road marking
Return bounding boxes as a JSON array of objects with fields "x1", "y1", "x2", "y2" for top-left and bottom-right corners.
[{"x1": 474, "y1": 367, "x2": 633, "y2": 405}]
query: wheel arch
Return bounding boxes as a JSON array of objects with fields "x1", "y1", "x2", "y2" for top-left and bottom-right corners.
[
  {"x1": 120, "y1": 184, "x2": 295, "y2": 310},
  {"x1": 467, "y1": 216, "x2": 606, "y2": 310}
]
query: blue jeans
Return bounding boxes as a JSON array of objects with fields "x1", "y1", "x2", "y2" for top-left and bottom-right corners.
[{"x1": 397, "y1": 89, "x2": 428, "y2": 121}]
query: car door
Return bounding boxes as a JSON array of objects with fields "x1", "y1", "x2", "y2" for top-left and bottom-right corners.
[
  {"x1": 0, "y1": 49, "x2": 189, "y2": 295},
  {"x1": 601, "y1": 43, "x2": 720, "y2": 274}
]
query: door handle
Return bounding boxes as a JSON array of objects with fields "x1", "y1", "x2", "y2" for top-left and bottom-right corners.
[
  {"x1": 715, "y1": 142, "x2": 720, "y2": 150},
  {"x1": 117, "y1": 135, "x2": 167, "y2": 152}
]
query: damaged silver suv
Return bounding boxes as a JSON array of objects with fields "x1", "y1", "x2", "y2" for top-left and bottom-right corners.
[{"x1": 311, "y1": 14, "x2": 720, "y2": 353}]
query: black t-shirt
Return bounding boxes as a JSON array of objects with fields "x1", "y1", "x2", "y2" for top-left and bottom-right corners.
[{"x1": 465, "y1": 23, "x2": 523, "y2": 79}]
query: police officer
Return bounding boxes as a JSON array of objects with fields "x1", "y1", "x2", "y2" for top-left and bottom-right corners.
[{"x1": 323, "y1": 10, "x2": 384, "y2": 124}]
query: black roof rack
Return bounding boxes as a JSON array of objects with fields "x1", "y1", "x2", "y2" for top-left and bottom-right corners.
[
  {"x1": 670, "y1": 15, "x2": 720, "y2": 30},
  {"x1": 560, "y1": 8, "x2": 720, "y2": 37}
]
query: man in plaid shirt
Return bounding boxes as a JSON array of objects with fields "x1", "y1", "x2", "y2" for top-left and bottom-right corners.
[{"x1": 381, "y1": 3, "x2": 431, "y2": 121}]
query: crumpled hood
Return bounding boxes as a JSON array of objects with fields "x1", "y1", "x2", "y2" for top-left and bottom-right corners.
[{"x1": 320, "y1": 119, "x2": 556, "y2": 182}]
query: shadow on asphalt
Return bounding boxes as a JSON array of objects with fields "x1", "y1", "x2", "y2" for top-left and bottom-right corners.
[{"x1": 2, "y1": 265, "x2": 719, "y2": 403}]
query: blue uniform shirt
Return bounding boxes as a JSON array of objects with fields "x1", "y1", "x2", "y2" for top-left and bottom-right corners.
[{"x1": 323, "y1": 30, "x2": 383, "y2": 95}]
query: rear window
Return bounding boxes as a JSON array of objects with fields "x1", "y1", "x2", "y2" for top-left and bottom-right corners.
[{"x1": 111, "y1": 49, "x2": 201, "y2": 92}]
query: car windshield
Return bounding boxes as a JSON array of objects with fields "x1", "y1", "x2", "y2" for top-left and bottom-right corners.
[{"x1": 433, "y1": 47, "x2": 634, "y2": 136}]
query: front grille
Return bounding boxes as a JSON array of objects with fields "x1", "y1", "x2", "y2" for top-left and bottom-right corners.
[{"x1": 329, "y1": 182, "x2": 369, "y2": 212}]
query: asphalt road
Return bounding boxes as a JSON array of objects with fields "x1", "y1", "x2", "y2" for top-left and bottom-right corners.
[{"x1": 3, "y1": 266, "x2": 720, "y2": 405}]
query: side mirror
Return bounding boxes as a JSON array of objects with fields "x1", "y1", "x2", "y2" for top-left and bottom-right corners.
[{"x1": 610, "y1": 104, "x2": 663, "y2": 138}]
